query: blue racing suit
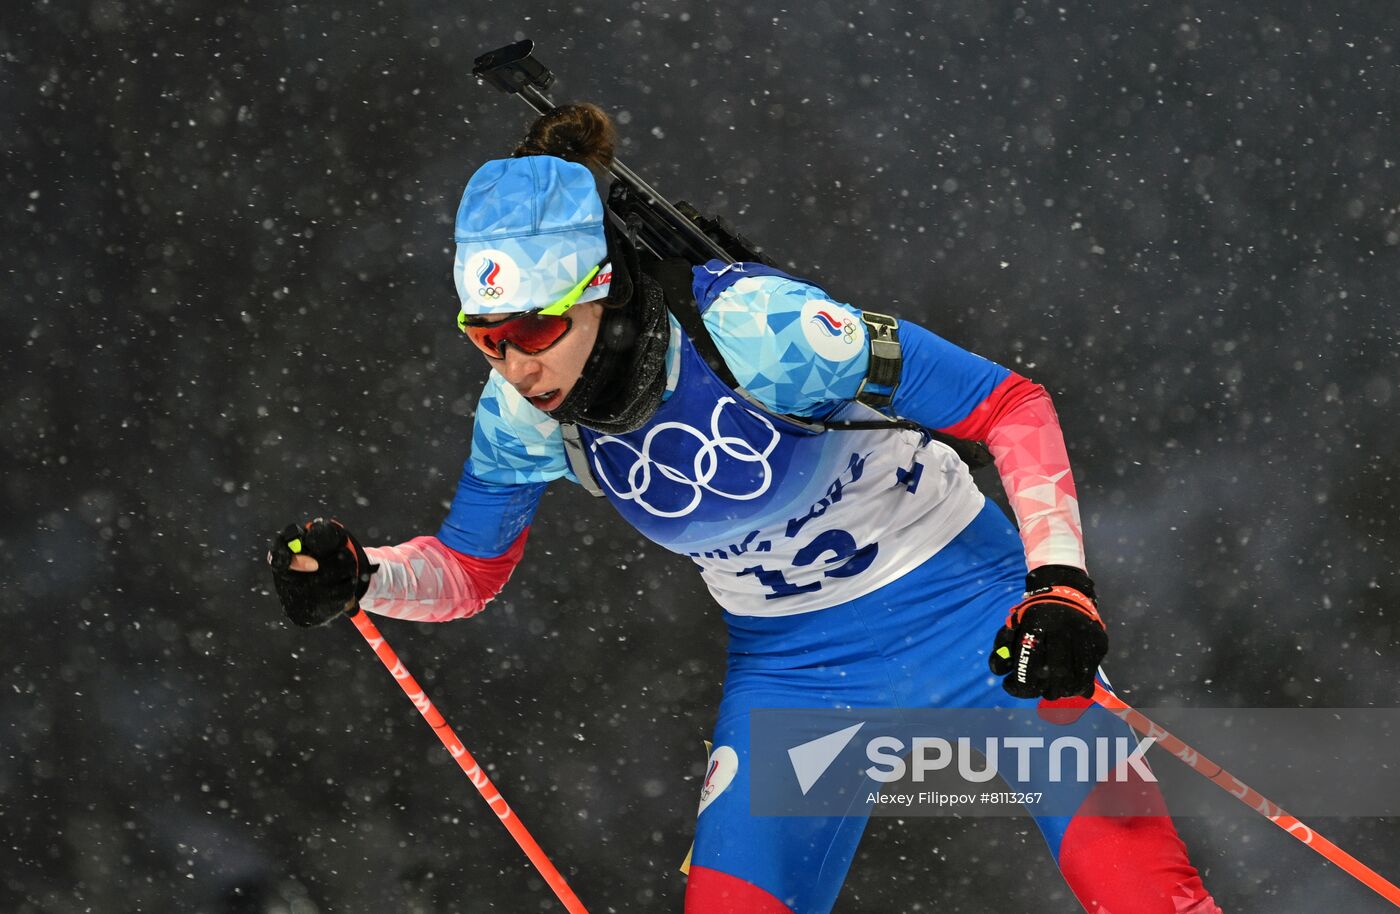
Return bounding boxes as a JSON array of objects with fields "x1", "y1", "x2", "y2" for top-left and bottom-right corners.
[{"x1": 373, "y1": 261, "x2": 1219, "y2": 913}]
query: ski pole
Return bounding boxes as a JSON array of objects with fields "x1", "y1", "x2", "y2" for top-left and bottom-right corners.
[
  {"x1": 347, "y1": 608, "x2": 591, "y2": 914},
  {"x1": 1091, "y1": 683, "x2": 1400, "y2": 908}
]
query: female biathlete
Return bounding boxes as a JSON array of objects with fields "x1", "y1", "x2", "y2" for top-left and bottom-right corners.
[{"x1": 268, "y1": 104, "x2": 1222, "y2": 913}]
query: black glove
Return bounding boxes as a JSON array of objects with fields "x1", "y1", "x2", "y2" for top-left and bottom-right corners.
[
  {"x1": 989, "y1": 565, "x2": 1107, "y2": 700},
  {"x1": 267, "y1": 518, "x2": 378, "y2": 627}
]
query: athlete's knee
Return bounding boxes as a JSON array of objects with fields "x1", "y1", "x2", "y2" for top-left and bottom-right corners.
[{"x1": 684, "y1": 865, "x2": 797, "y2": 914}]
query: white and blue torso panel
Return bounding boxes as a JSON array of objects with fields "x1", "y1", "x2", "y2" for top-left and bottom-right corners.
[
  {"x1": 578, "y1": 315, "x2": 983, "y2": 615},
  {"x1": 439, "y1": 262, "x2": 998, "y2": 617}
]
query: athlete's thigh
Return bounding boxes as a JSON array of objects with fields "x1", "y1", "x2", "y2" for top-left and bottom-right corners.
[{"x1": 686, "y1": 685, "x2": 872, "y2": 914}]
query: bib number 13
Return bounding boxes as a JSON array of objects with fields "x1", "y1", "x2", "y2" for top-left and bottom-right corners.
[{"x1": 737, "y1": 528, "x2": 878, "y2": 600}]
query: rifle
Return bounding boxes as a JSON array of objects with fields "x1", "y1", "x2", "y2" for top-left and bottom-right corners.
[
  {"x1": 471, "y1": 41, "x2": 994, "y2": 472},
  {"x1": 472, "y1": 40, "x2": 774, "y2": 270}
]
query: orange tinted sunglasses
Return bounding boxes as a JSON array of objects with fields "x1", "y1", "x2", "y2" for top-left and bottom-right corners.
[{"x1": 457, "y1": 260, "x2": 606, "y2": 359}]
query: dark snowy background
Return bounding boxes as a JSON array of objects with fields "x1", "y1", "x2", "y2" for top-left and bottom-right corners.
[{"x1": 5, "y1": 1, "x2": 1399, "y2": 912}]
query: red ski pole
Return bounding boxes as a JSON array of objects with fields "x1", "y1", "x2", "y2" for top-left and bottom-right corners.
[
  {"x1": 1091, "y1": 683, "x2": 1400, "y2": 908},
  {"x1": 348, "y1": 608, "x2": 591, "y2": 914}
]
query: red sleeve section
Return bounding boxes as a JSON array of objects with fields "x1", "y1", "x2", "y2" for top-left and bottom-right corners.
[
  {"x1": 360, "y1": 528, "x2": 529, "y2": 623},
  {"x1": 939, "y1": 372, "x2": 1087, "y2": 572},
  {"x1": 937, "y1": 373, "x2": 1044, "y2": 441},
  {"x1": 446, "y1": 529, "x2": 528, "y2": 602}
]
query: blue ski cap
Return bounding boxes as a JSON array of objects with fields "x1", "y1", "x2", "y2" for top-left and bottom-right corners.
[{"x1": 453, "y1": 155, "x2": 611, "y2": 317}]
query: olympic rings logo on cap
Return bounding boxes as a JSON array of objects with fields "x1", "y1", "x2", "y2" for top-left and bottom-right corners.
[
  {"x1": 461, "y1": 249, "x2": 522, "y2": 309},
  {"x1": 476, "y1": 258, "x2": 505, "y2": 298}
]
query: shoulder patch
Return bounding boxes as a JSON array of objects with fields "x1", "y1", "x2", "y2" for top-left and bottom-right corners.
[{"x1": 800, "y1": 298, "x2": 864, "y2": 361}]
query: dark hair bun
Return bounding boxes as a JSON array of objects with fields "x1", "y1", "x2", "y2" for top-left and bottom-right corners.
[{"x1": 512, "y1": 103, "x2": 617, "y2": 169}]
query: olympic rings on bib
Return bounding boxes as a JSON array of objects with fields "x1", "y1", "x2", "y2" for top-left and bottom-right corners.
[{"x1": 590, "y1": 398, "x2": 781, "y2": 518}]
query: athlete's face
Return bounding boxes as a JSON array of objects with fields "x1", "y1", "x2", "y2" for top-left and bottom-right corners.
[{"x1": 479, "y1": 300, "x2": 604, "y2": 412}]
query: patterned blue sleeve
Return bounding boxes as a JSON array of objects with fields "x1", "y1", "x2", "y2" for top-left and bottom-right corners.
[
  {"x1": 702, "y1": 275, "x2": 871, "y2": 417},
  {"x1": 694, "y1": 262, "x2": 1009, "y2": 428},
  {"x1": 436, "y1": 372, "x2": 571, "y2": 556}
]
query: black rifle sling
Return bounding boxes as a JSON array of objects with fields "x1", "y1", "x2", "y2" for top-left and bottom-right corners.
[
  {"x1": 646, "y1": 258, "x2": 993, "y2": 470},
  {"x1": 649, "y1": 258, "x2": 741, "y2": 388}
]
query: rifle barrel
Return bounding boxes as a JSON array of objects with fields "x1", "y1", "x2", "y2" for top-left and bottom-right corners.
[{"x1": 474, "y1": 40, "x2": 735, "y2": 266}]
